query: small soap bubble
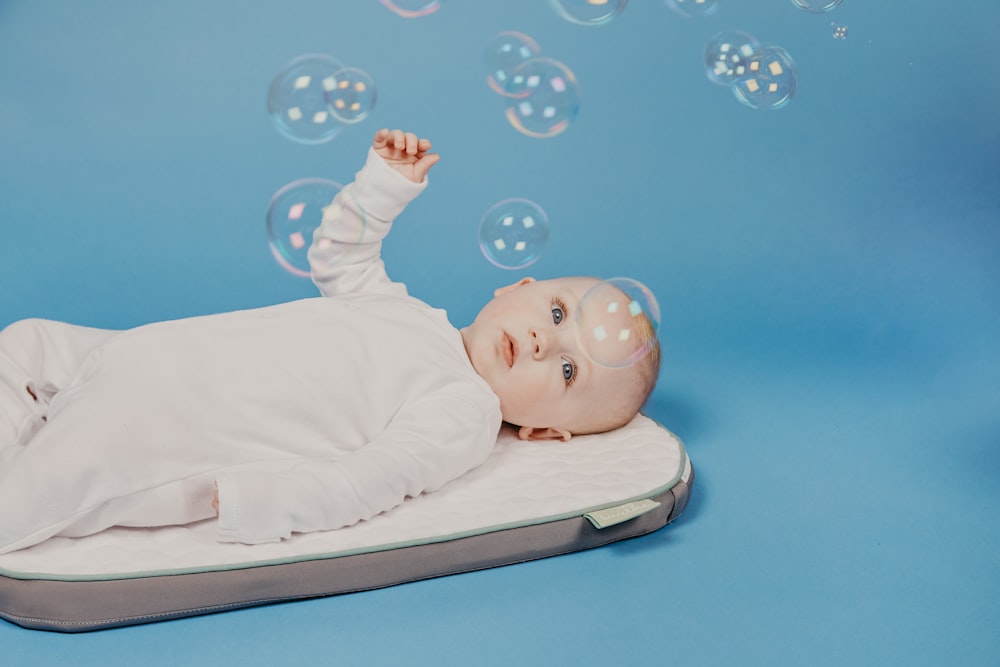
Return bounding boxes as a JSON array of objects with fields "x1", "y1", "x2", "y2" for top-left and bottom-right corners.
[
  {"x1": 704, "y1": 31, "x2": 760, "y2": 85},
  {"x1": 268, "y1": 54, "x2": 346, "y2": 145},
  {"x1": 550, "y1": 0, "x2": 628, "y2": 26},
  {"x1": 664, "y1": 0, "x2": 720, "y2": 19},
  {"x1": 504, "y1": 58, "x2": 580, "y2": 138},
  {"x1": 791, "y1": 0, "x2": 842, "y2": 13},
  {"x1": 325, "y1": 67, "x2": 377, "y2": 124},
  {"x1": 832, "y1": 23, "x2": 848, "y2": 39},
  {"x1": 574, "y1": 278, "x2": 661, "y2": 369},
  {"x1": 267, "y1": 178, "x2": 344, "y2": 277},
  {"x1": 732, "y1": 45, "x2": 797, "y2": 110},
  {"x1": 479, "y1": 199, "x2": 549, "y2": 270},
  {"x1": 484, "y1": 32, "x2": 542, "y2": 97},
  {"x1": 379, "y1": 0, "x2": 443, "y2": 18}
]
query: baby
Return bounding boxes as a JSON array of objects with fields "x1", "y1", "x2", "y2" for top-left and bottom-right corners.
[{"x1": 0, "y1": 128, "x2": 659, "y2": 554}]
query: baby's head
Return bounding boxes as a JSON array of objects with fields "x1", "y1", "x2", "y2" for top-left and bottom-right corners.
[{"x1": 461, "y1": 276, "x2": 661, "y2": 441}]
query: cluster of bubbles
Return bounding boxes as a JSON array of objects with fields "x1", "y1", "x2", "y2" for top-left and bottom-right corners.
[
  {"x1": 478, "y1": 198, "x2": 550, "y2": 270},
  {"x1": 575, "y1": 278, "x2": 661, "y2": 369},
  {"x1": 378, "y1": 0, "x2": 442, "y2": 18},
  {"x1": 482, "y1": 32, "x2": 581, "y2": 138},
  {"x1": 704, "y1": 32, "x2": 797, "y2": 110},
  {"x1": 268, "y1": 54, "x2": 377, "y2": 145}
]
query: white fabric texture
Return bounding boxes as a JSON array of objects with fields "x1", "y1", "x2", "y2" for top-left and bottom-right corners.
[{"x1": 0, "y1": 149, "x2": 502, "y2": 554}]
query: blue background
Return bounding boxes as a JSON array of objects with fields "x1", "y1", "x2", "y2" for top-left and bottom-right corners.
[{"x1": 1, "y1": 1, "x2": 998, "y2": 664}]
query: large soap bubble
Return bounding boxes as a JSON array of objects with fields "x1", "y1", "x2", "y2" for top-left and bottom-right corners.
[
  {"x1": 484, "y1": 32, "x2": 542, "y2": 96},
  {"x1": 574, "y1": 278, "x2": 661, "y2": 368},
  {"x1": 791, "y1": 0, "x2": 843, "y2": 12},
  {"x1": 664, "y1": 0, "x2": 720, "y2": 18},
  {"x1": 504, "y1": 58, "x2": 580, "y2": 138},
  {"x1": 732, "y1": 45, "x2": 797, "y2": 110},
  {"x1": 550, "y1": 0, "x2": 628, "y2": 26},
  {"x1": 267, "y1": 178, "x2": 347, "y2": 277},
  {"x1": 704, "y1": 31, "x2": 760, "y2": 85},
  {"x1": 268, "y1": 55, "x2": 346, "y2": 145},
  {"x1": 479, "y1": 198, "x2": 549, "y2": 270}
]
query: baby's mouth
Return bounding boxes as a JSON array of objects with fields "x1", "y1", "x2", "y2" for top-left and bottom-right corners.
[{"x1": 502, "y1": 332, "x2": 518, "y2": 368}]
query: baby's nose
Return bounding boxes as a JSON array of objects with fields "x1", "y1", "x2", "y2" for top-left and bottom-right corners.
[{"x1": 530, "y1": 329, "x2": 546, "y2": 359}]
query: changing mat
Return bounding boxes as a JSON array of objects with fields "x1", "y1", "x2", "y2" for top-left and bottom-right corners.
[{"x1": 0, "y1": 414, "x2": 692, "y2": 632}]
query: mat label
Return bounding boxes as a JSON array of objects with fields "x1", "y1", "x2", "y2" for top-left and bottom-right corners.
[{"x1": 584, "y1": 499, "x2": 661, "y2": 529}]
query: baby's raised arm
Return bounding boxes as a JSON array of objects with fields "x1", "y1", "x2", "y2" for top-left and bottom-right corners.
[{"x1": 371, "y1": 128, "x2": 440, "y2": 183}]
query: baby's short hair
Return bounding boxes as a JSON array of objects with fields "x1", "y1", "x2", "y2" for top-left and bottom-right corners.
[{"x1": 574, "y1": 311, "x2": 661, "y2": 436}]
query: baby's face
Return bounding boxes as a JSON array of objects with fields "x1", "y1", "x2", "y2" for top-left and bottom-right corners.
[{"x1": 461, "y1": 277, "x2": 637, "y2": 440}]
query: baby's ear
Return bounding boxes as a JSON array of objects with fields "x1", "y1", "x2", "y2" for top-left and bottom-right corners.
[
  {"x1": 493, "y1": 276, "x2": 535, "y2": 298},
  {"x1": 517, "y1": 425, "x2": 572, "y2": 442}
]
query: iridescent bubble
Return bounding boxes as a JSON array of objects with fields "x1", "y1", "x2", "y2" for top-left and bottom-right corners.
[
  {"x1": 732, "y1": 45, "x2": 797, "y2": 111},
  {"x1": 664, "y1": 0, "x2": 720, "y2": 19},
  {"x1": 550, "y1": 0, "x2": 628, "y2": 26},
  {"x1": 574, "y1": 278, "x2": 661, "y2": 369},
  {"x1": 504, "y1": 58, "x2": 580, "y2": 138},
  {"x1": 379, "y1": 0, "x2": 443, "y2": 18},
  {"x1": 704, "y1": 31, "x2": 760, "y2": 85},
  {"x1": 325, "y1": 67, "x2": 377, "y2": 124},
  {"x1": 267, "y1": 178, "x2": 345, "y2": 277},
  {"x1": 791, "y1": 0, "x2": 842, "y2": 13},
  {"x1": 268, "y1": 54, "x2": 346, "y2": 145},
  {"x1": 479, "y1": 199, "x2": 549, "y2": 270},
  {"x1": 483, "y1": 32, "x2": 542, "y2": 97}
]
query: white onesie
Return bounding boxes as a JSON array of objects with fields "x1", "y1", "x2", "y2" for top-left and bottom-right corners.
[{"x1": 0, "y1": 149, "x2": 502, "y2": 554}]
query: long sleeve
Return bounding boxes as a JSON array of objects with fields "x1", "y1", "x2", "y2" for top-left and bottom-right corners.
[
  {"x1": 214, "y1": 384, "x2": 501, "y2": 544},
  {"x1": 308, "y1": 148, "x2": 427, "y2": 299}
]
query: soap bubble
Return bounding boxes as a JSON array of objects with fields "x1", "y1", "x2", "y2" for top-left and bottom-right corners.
[
  {"x1": 705, "y1": 31, "x2": 760, "y2": 85},
  {"x1": 732, "y1": 45, "x2": 797, "y2": 110},
  {"x1": 791, "y1": 0, "x2": 842, "y2": 12},
  {"x1": 479, "y1": 199, "x2": 549, "y2": 270},
  {"x1": 267, "y1": 178, "x2": 346, "y2": 277},
  {"x1": 484, "y1": 32, "x2": 542, "y2": 96},
  {"x1": 379, "y1": 0, "x2": 443, "y2": 18},
  {"x1": 268, "y1": 54, "x2": 346, "y2": 144},
  {"x1": 550, "y1": 0, "x2": 628, "y2": 26},
  {"x1": 664, "y1": 0, "x2": 720, "y2": 19},
  {"x1": 326, "y1": 67, "x2": 377, "y2": 124},
  {"x1": 574, "y1": 278, "x2": 661, "y2": 368},
  {"x1": 504, "y1": 58, "x2": 580, "y2": 138}
]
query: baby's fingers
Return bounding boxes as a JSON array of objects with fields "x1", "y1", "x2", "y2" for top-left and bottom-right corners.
[{"x1": 372, "y1": 127, "x2": 391, "y2": 149}]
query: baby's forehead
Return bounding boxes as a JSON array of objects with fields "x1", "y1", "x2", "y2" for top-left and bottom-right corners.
[{"x1": 537, "y1": 276, "x2": 601, "y2": 295}]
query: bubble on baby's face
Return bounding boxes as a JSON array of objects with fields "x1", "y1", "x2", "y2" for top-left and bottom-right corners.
[
  {"x1": 550, "y1": 0, "x2": 627, "y2": 26},
  {"x1": 664, "y1": 0, "x2": 720, "y2": 19},
  {"x1": 483, "y1": 32, "x2": 542, "y2": 96},
  {"x1": 732, "y1": 45, "x2": 797, "y2": 111},
  {"x1": 325, "y1": 67, "x2": 377, "y2": 124},
  {"x1": 574, "y1": 278, "x2": 661, "y2": 369},
  {"x1": 379, "y1": 0, "x2": 443, "y2": 18},
  {"x1": 791, "y1": 0, "x2": 843, "y2": 12},
  {"x1": 705, "y1": 31, "x2": 760, "y2": 85},
  {"x1": 268, "y1": 55, "x2": 347, "y2": 145},
  {"x1": 504, "y1": 58, "x2": 580, "y2": 138},
  {"x1": 479, "y1": 199, "x2": 549, "y2": 270},
  {"x1": 267, "y1": 179, "x2": 345, "y2": 277}
]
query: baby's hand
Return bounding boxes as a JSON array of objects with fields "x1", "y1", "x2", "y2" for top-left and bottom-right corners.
[{"x1": 372, "y1": 128, "x2": 441, "y2": 183}]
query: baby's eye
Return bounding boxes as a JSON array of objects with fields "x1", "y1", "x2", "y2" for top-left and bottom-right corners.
[
  {"x1": 561, "y1": 358, "x2": 577, "y2": 385},
  {"x1": 551, "y1": 301, "x2": 565, "y2": 325}
]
